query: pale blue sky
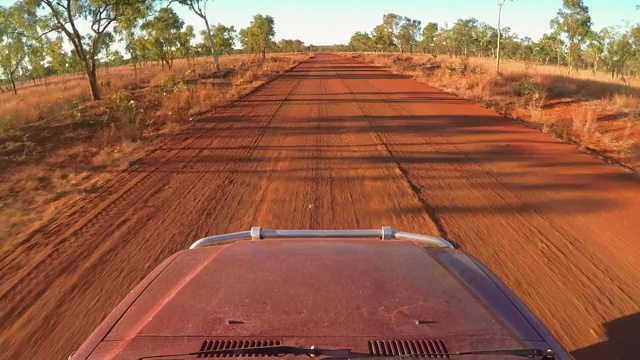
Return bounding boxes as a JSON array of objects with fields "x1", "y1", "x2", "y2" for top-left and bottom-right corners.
[
  {"x1": 169, "y1": 0, "x2": 638, "y2": 44},
  {"x1": 2, "y1": 0, "x2": 638, "y2": 45}
]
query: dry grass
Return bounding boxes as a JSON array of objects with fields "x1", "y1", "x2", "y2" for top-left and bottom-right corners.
[
  {"x1": 348, "y1": 52, "x2": 640, "y2": 171},
  {"x1": 0, "y1": 53, "x2": 309, "y2": 244},
  {"x1": 0, "y1": 54, "x2": 306, "y2": 130},
  {"x1": 452, "y1": 55, "x2": 640, "y2": 88},
  {"x1": 570, "y1": 105, "x2": 597, "y2": 142},
  {"x1": 612, "y1": 92, "x2": 640, "y2": 109}
]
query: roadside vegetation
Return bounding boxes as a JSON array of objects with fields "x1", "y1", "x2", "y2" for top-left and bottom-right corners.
[
  {"x1": 338, "y1": 1, "x2": 640, "y2": 170},
  {"x1": 0, "y1": 0, "x2": 309, "y2": 243}
]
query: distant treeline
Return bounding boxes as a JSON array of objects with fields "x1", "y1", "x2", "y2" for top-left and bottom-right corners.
[{"x1": 337, "y1": 1, "x2": 639, "y2": 79}]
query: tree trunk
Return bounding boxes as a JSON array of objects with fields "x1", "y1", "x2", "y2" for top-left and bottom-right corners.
[
  {"x1": 496, "y1": 30, "x2": 502, "y2": 75},
  {"x1": 496, "y1": 3, "x2": 503, "y2": 75},
  {"x1": 86, "y1": 65, "x2": 99, "y2": 101},
  {"x1": 10, "y1": 74, "x2": 17, "y2": 95},
  {"x1": 567, "y1": 42, "x2": 574, "y2": 75},
  {"x1": 203, "y1": 16, "x2": 221, "y2": 72}
]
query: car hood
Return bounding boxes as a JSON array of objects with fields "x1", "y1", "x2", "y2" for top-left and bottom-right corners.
[{"x1": 83, "y1": 239, "x2": 550, "y2": 359}]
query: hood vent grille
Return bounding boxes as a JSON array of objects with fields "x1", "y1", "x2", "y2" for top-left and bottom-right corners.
[
  {"x1": 197, "y1": 339, "x2": 281, "y2": 358},
  {"x1": 367, "y1": 340, "x2": 450, "y2": 358}
]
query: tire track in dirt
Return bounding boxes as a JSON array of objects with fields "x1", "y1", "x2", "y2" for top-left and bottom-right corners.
[
  {"x1": 0, "y1": 119, "x2": 227, "y2": 243},
  {"x1": 0, "y1": 78, "x2": 294, "y2": 263},
  {"x1": 38, "y1": 78, "x2": 305, "y2": 337},
  {"x1": 335, "y1": 59, "x2": 640, "y2": 358},
  {"x1": 0, "y1": 64, "x2": 306, "y2": 268},
  {"x1": 358, "y1": 76, "x2": 640, "y2": 275},
  {"x1": 309, "y1": 75, "x2": 334, "y2": 227},
  {"x1": 248, "y1": 62, "x2": 320, "y2": 226},
  {"x1": 0, "y1": 75, "x2": 303, "y2": 358},
  {"x1": 0, "y1": 82, "x2": 291, "y2": 314},
  {"x1": 249, "y1": 58, "x2": 441, "y2": 231},
  {"x1": 335, "y1": 73, "x2": 448, "y2": 240}
]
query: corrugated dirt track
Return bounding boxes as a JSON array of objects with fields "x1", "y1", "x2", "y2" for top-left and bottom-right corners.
[{"x1": 1, "y1": 54, "x2": 639, "y2": 360}]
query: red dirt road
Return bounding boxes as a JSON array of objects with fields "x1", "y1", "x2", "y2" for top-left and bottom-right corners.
[{"x1": 1, "y1": 54, "x2": 639, "y2": 359}]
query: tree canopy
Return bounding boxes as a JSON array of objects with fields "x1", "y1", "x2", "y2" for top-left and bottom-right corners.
[
  {"x1": 20, "y1": 0, "x2": 152, "y2": 99},
  {"x1": 238, "y1": 14, "x2": 275, "y2": 59},
  {"x1": 141, "y1": 7, "x2": 185, "y2": 69},
  {"x1": 551, "y1": 0, "x2": 592, "y2": 73}
]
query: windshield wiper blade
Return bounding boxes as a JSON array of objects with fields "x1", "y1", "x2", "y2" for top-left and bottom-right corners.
[
  {"x1": 136, "y1": 346, "x2": 554, "y2": 360},
  {"x1": 349, "y1": 348, "x2": 555, "y2": 359},
  {"x1": 136, "y1": 345, "x2": 322, "y2": 360}
]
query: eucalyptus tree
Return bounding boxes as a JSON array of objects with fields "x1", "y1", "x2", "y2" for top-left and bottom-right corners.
[{"x1": 23, "y1": 0, "x2": 153, "y2": 100}]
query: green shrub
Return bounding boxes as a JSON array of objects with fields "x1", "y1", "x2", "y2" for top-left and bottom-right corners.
[
  {"x1": 0, "y1": 114, "x2": 15, "y2": 134},
  {"x1": 456, "y1": 57, "x2": 470, "y2": 75},
  {"x1": 518, "y1": 77, "x2": 545, "y2": 109},
  {"x1": 444, "y1": 63, "x2": 457, "y2": 75}
]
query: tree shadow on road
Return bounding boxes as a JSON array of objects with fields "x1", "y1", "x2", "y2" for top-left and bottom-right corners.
[
  {"x1": 283, "y1": 64, "x2": 414, "y2": 80},
  {"x1": 133, "y1": 111, "x2": 640, "y2": 199},
  {"x1": 240, "y1": 96, "x2": 467, "y2": 105},
  {"x1": 197, "y1": 114, "x2": 526, "y2": 137},
  {"x1": 571, "y1": 313, "x2": 640, "y2": 360},
  {"x1": 284, "y1": 73, "x2": 414, "y2": 80}
]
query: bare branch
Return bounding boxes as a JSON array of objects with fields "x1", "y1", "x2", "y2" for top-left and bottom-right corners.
[
  {"x1": 91, "y1": 8, "x2": 110, "y2": 34},
  {"x1": 35, "y1": 23, "x2": 68, "y2": 39},
  {"x1": 41, "y1": 0, "x2": 75, "y2": 44}
]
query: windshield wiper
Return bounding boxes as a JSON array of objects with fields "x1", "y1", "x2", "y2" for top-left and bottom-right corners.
[
  {"x1": 350, "y1": 348, "x2": 555, "y2": 359},
  {"x1": 136, "y1": 345, "x2": 323, "y2": 360},
  {"x1": 136, "y1": 346, "x2": 555, "y2": 360}
]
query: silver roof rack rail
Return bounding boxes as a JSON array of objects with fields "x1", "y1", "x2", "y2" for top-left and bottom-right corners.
[{"x1": 189, "y1": 226, "x2": 454, "y2": 249}]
